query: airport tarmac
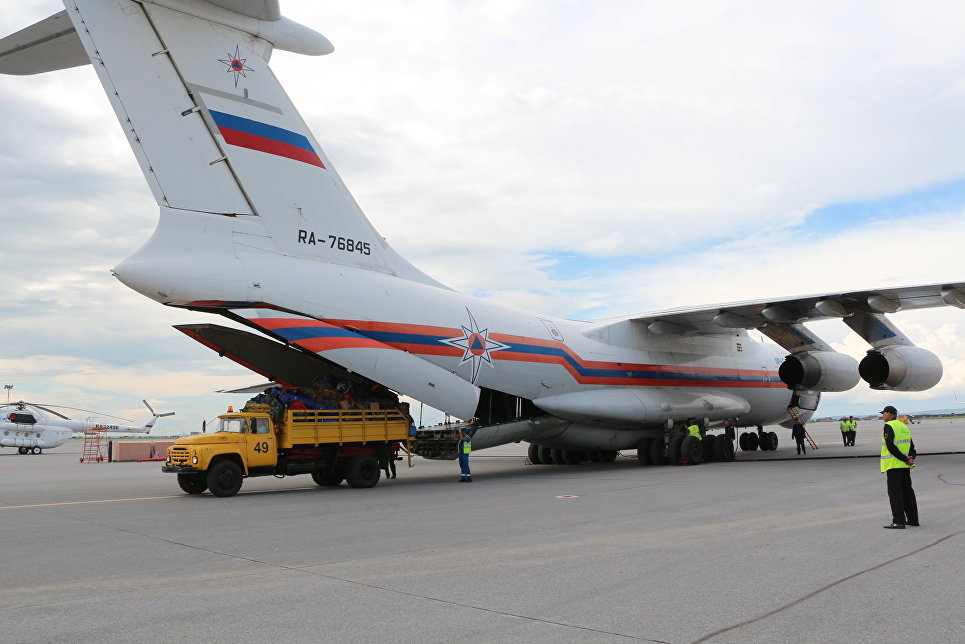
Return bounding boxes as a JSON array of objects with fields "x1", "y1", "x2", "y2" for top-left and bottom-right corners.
[{"x1": 0, "y1": 418, "x2": 962, "y2": 643}]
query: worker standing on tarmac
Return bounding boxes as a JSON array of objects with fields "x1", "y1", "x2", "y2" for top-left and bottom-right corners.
[
  {"x1": 848, "y1": 416, "x2": 858, "y2": 446},
  {"x1": 839, "y1": 417, "x2": 849, "y2": 446},
  {"x1": 458, "y1": 427, "x2": 472, "y2": 482},
  {"x1": 880, "y1": 405, "x2": 919, "y2": 529}
]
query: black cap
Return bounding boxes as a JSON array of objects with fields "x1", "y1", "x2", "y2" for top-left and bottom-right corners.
[{"x1": 880, "y1": 405, "x2": 898, "y2": 415}]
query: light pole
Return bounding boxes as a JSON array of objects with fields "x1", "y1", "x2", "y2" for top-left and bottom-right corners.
[{"x1": 3, "y1": 384, "x2": 12, "y2": 407}]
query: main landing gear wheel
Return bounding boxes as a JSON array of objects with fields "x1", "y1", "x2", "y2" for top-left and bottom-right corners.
[
  {"x1": 311, "y1": 469, "x2": 344, "y2": 486},
  {"x1": 766, "y1": 431, "x2": 779, "y2": 450},
  {"x1": 206, "y1": 460, "x2": 243, "y2": 497},
  {"x1": 712, "y1": 436, "x2": 725, "y2": 461},
  {"x1": 668, "y1": 435, "x2": 684, "y2": 465},
  {"x1": 31, "y1": 446, "x2": 42, "y2": 455},
  {"x1": 17, "y1": 447, "x2": 28, "y2": 455},
  {"x1": 528, "y1": 443, "x2": 542, "y2": 464},
  {"x1": 538, "y1": 446, "x2": 554, "y2": 464},
  {"x1": 637, "y1": 438, "x2": 653, "y2": 465},
  {"x1": 562, "y1": 450, "x2": 586, "y2": 465},
  {"x1": 598, "y1": 450, "x2": 618, "y2": 462},
  {"x1": 680, "y1": 436, "x2": 702, "y2": 464},
  {"x1": 702, "y1": 434, "x2": 717, "y2": 462},
  {"x1": 345, "y1": 455, "x2": 381, "y2": 488},
  {"x1": 550, "y1": 448, "x2": 565, "y2": 465},
  {"x1": 649, "y1": 437, "x2": 666, "y2": 465},
  {"x1": 741, "y1": 432, "x2": 759, "y2": 451},
  {"x1": 177, "y1": 473, "x2": 207, "y2": 494},
  {"x1": 720, "y1": 438, "x2": 736, "y2": 461}
]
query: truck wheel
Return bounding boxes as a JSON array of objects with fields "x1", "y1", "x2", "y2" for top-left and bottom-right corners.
[
  {"x1": 345, "y1": 455, "x2": 380, "y2": 488},
  {"x1": 206, "y1": 460, "x2": 243, "y2": 497},
  {"x1": 311, "y1": 469, "x2": 344, "y2": 486},
  {"x1": 177, "y1": 473, "x2": 208, "y2": 494}
]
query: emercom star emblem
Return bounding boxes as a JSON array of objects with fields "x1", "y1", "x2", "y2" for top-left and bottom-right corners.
[
  {"x1": 218, "y1": 44, "x2": 254, "y2": 87},
  {"x1": 440, "y1": 309, "x2": 510, "y2": 383}
]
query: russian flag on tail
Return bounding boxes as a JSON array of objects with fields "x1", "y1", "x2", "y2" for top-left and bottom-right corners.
[{"x1": 210, "y1": 110, "x2": 325, "y2": 168}]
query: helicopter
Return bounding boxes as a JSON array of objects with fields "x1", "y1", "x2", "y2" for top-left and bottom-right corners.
[{"x1": 0, "y1": 400, "x2": 174, "y2": 455}]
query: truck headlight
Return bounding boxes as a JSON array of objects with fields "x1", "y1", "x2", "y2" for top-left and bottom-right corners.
[{"x1": 192, "y1": 455, "x2": 198, "y2": 464}]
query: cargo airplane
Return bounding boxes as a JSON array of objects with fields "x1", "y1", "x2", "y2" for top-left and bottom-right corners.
[{"x1": 2, "y1": 1, "x2": 962, "y2": 466}]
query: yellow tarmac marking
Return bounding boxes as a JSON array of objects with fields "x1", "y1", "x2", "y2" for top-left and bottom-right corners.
[{"x1": 0, "y1": 495, "x2": 181, "y2": 509}]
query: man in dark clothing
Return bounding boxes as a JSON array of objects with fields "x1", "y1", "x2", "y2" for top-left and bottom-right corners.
[
  {"x1": 880, "y1": 405, "x2": 918, "y2": 529},
  {"x1": 722, "y1": 419, "x2": 736, "y2": 441},
  {"x1": 791, "y1": 420, "x2": 807, "y2": 455}
]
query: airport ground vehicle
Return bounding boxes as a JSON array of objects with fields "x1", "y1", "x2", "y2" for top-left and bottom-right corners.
[{"x1": 163, "y1": 404, "x2": 411, "y2": 496}]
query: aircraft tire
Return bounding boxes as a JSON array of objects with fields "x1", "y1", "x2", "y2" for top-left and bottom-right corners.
[
  {"x1": 177, "y1": 473, "x2": 207, "y2": 495},
  {"x1": 720, "y1": 438, "x2": 736, "y2": 461},
  {"x1": 17, "y1": 447, "x2": 27, "y2": 455},
  {"x1": 560, "y1": 450, "x2": 581, "y2": 465},
  {"x1": 587, "y1": 451, "x2": 601, "y2": 462},
  {"x1": 649, "y1": 437, "x2": 666, "y2": 465},
  {"x1": 712, "y1": 436, "x2": 725, "y2": 461},
  {"x1": 345, "y1": 455, "x2": 381, "y2": 488},
  {"x1": 767, "y1": 431, "x2": 779, "y2": 450},
  {"x1": 538, "y1": 446, "x2": 554, "y2": 464},
  {"x1": 599, "y1": 450, "x2": 618, "y2": 462},
  {"x1": 637, "y1": 438, "x2": 653, "y2": 465},
  {"x1": 31, "y1": 446, "x2": 42, "y2": 455},
  {"x1": 311, "y1": 469, "x2": 344, "y2": 486},
  {"x1": 668, "y1": 435, "x2": 684, "y2": 465},
  {"x1": 206, "y1": 460, "x2": 243, "y2": 497},
  {"x1": 738, "y1": 433, "x2": 748, "y2": 451},
  {"x1": 746, "y1": 433, "x2": 760, "y2": 451},
  {"x1": 702, "y1": 434, "x2": 717, "y2": 462},
  {"x1": 680, "y1": 436, "x2": 701, "y2": 464},
  {"x1": 550, "y1": 448, "x2": 565, "y2": 465},
  {"x1": 528, "y1": 443, "x2": 542, "y2": 464}
]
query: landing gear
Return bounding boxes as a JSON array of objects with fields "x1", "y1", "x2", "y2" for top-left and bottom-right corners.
[
  {"x1": 598, "y1": 450, "x2": 618, "y2": 463},
  {"x1": 527, "y1": 443, "x2": 542, "y2": 464},
  {"x1": 740, "y1": 432, "x2": 760, "y2": 451},
  {"x1": 31, "y1": 446, "x2": 42, "y2": 455},
  {"x1": 649, "y1": 437, "x2": 666, "y2": 465},
  {"x1": 667, "y1": 435, "x2": 684, "y2": 465},
  {"x1": 680, "y1": 436, "x2": 703, "y2": 464},
  {"x1": 17, "y1": 447, "x2": 28, "y2": 455},
  {"x1": 637, "y1": 438, "x2": 652, "y2": 465},
  {"x1": 702, "y1": 434, "x2": 717, "y2": 462},
  {"x1": 719, "y1": 437, "x2": 736, "y2": 461},
  {"x1": 550, "y1": 448, "x2": 565, "y2": 466},
  {"x1": 538, "y1": 446, "x2": 554, "y2": 464}
]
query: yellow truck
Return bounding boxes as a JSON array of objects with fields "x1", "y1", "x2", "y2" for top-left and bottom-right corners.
[{"x1": 162, "y1": 404, "x2": 411, "y2": 496}]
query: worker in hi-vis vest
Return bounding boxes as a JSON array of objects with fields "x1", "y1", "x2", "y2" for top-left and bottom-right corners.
[
  {"x1": 839, "y1": 417, "x2": 849, "y2": 446},
  {"x1": 686, "y1": 419, "x2": 702, "y2": 440},
  {"x1": 880, "y1": 405, "x2": 918, "y2": 529},
  {"x1": 847, "y1": 416, "x2": 858, "y2": 446},
  {"x1": 458, "y1": 427, "x2": 473, "y2": 482}
]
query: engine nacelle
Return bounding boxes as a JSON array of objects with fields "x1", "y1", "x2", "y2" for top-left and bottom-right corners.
[
  {"x1": 778, "y1": 351, "x2": 860, "y2": 392},
  {"x1": 859, "y1": 346, "x2": 943, "y2": 391}
]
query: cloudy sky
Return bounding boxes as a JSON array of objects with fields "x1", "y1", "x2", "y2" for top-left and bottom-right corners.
[{"x1": 2, "y1": 0, "x2": 965, "y2": 435}]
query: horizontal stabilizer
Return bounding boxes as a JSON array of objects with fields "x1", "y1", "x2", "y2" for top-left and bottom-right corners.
[{"x1": 0, "y1": 11, "x2": 88, "y2": 76}]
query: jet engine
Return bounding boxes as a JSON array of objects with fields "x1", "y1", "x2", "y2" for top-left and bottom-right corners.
[
  {"x1": 778, "y1": 351, "x2": 860, "y2": 392},
  {"x1": 858, "y1": 346, "x2": 943, "y2": 391}
]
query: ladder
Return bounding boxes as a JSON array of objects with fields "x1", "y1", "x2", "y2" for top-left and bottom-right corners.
[
  {"x1": 80, "y1": 426, "x2": 108, "y2": 463},
  {"x1": 788, "y1": 408, "x2": 818, "y2": 450}
]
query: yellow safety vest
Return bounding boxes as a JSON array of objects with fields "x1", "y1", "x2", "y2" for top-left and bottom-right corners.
[
  {"x1": 687, "y1": 425, "x2": 701, "y2": 440},
  {"x1": 880, "y1": 420, "x2": 911, "y2": 472},
  {"x1": 840, "y1": 421, "x2": 849, "y2": 432},
  {"x1": 461, "y1": 436, "x2": 472, "y2": 454}
]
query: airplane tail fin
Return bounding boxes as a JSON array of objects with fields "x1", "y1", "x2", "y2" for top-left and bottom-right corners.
[{"x1": 0, "y1": 1, "x2": 438, "y2": 285}]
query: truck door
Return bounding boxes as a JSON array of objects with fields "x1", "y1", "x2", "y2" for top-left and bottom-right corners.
[{"x1": 245, "y1": 416, "x2": 276, "y2": 468}]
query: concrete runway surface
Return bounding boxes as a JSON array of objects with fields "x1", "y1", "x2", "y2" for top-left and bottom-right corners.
[{"x1": 1, "y1": 418, "x2": 963, "y2": 643}]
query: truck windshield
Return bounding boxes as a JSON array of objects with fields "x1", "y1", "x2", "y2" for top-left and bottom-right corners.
[{"x1": 214, "y1": 417, "x2": 249, "y2": 433}]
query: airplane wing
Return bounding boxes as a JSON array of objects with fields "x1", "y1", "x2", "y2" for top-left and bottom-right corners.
[{"x1": 604, "y1": 281, "x2": 965, "y2": 335}]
